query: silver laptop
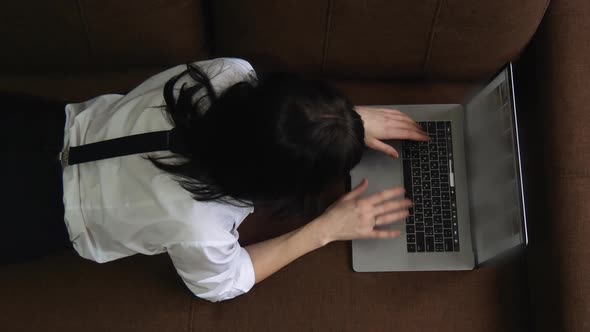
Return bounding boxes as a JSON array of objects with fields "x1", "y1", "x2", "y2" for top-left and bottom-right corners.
[{"x1": 351, "y1": 64, "x2": 528, "y2": 271}]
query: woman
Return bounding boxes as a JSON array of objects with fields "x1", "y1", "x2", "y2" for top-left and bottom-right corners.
[{"x1": 1, "y1": 58, "x2": 428, "y2": 302}]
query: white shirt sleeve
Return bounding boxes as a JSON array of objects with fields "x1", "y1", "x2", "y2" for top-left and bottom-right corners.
[
  {"x1": 168, "y1": 241, "x2": 255, "y2": 302},
  {"x1": 167, "y1": 213, "x2": 256, "y2": 302}
]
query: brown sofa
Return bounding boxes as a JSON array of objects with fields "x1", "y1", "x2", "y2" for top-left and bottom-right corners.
[{"x1": 1, "y1": 0, "x2": 588, "y2": 331}]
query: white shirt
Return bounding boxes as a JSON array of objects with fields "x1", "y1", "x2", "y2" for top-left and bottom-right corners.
[{"x1": 62, "y1": 58, "x2": 257, "y2": 302}]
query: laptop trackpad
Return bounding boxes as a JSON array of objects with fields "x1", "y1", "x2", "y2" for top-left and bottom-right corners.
[{"x1": 350, "y1": 141, "x2": 403, "y2": 221}]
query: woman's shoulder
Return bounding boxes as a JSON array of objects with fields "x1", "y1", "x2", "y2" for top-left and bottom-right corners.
[{"x1": 194, "y1": 58, "x2": 257, "y2": 86}]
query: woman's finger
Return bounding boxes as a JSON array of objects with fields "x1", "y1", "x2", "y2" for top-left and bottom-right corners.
[
  {"x1": 340, "y1": 178, "x2": 368, "y2": 201},
  {"x1": 362, "y1": 187, "x2": 405, "y2": 206},
  {"x1": 372, "y1": 108, "x2": 403, "y2": 116},
  {"x1": 366, "y1": 137, "x2": 399, "y2": 159},
  {"x1": 374, "y1": 198, "x2": 412, "y2": 216},
  {"x1": 375, "y1": 109, "x2": 418, "y2": 126},
  {"x1": 386, "y1": 127, "x2": 429, "y2": 141},
  {"x1": 375, "y1": 209, "x2": 410, "y2": 226},
  {"x1": 371, "y1": 230, "x2": 402, "y2": 239},
  {"x1": 386, "y1": 114, "x2": 424, "y2": 131}
]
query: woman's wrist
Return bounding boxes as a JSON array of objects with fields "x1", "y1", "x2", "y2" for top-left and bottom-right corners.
[{"x1": 304, "y1": 217, "x2": 334, "y2": 248}]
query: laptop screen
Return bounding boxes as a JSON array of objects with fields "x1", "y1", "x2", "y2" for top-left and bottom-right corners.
[{"x1": 464, "y1": 64, "x2": 527, "y2": 264}]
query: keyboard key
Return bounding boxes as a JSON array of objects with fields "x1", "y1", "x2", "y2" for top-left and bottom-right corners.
[
  {"x1": 435, "y1": 243, "x2": 444, "y2": 252},
  {"x1": 406, "y1": 225, "x2": 415, "y2": 233},
  {"x1": 430, "y1": 161, "x2": 439, "y2": 169},
  {"x1": 425, "y1": 227, "x2": 433, "y2": 236},
  {"x1": 434, "y1": 215, "x2": 442, "y2": 224},
  {"x1": 444, "y1": 239, "x2": 453, "y2": 252},
  {"x1": 426, "y1": 237, "x2": 434, "y2": 252},
  {"x1": 423, "y1": 182, "x2": 431, "y2": 190},
  {"x1": 412, "y1": 168, "x2": 421, "y2": 177},
  {"x1": 406, "y1": 216, "x2": 414, "y2": 224},
  {"x1": 414, "y1": 187, "x2": 422, "y2": 195},
  {"x1": 427, "y1": 122, "x2": 437, "y2": 133},
  {"x1": 435, "y1": 234, "x2": 443, "y2": 243},
  {"x1": 421, "y1": 164, "x2": 429, "y2": 172},
  {"x1": 431, "y1": 170, "x2": 439, "y2": 178},
  {"x1": 424, "y1": 209, "x2": 432, "y2": 218},
  {"x1": 430, "y1": 152, "x2": 438, "y2": 160},
  {"x1": 453, "y1": 239, "x2": 460, "y2": 251},
  {"x1": 407, "y1": 234, "x2": 416, "y2": 243},
  {"x1": 434, "y1": 225, "x2": 443, "y2": 233},
  {"x1": 422, "y1": 173, "x2": 430, "y2": 181},
  {"x1": 411, "y1": 150, "x2": 420, "y2": 158},
  {"x1": 414, "y1": 204, "x2": 423, "y2": 213},
  {"x1": 424, "y1": 218, "x2": 433, "y2": 226},
  {"x1": 416, "y1": 233, "x2": 425, "y2": 252},
  {"x1": 403, "y1": 146, "x2": 411, "y2": 158},
  {"x1": 433, "y1": 206, "x2": 441, "y2": 215},
  {"x1": 424, "y1": 200, "x2": 432, "y2": 208},
  {"x1": 443, "y1": 210, "x2": 451, "y2": 219},
  {"x1": 441, "y1": 192, "x2": 450, "y2": 200},
  {"x1": 437, "y1": 122, "x2": 445, "y2": 130},
  {"x1": 442, "y1": 201, "x2": 450, "y2": 209},
  {"x1": 444, "y1": 229, "x2": 452, "y2": 237},
  {"x1": 414, "y1": 195, "x2": 422, "y2": 203},
  {"x1": 416, "y1": 223, "x2": 425, "y2": 232},
  {"x1": 413, "y1": 177, "x2": 421, "y2": 186},
  {"x1": 411, "y1": 159, "x2": 420, "y2": 168},
  {"x1": 415, "y1": 214, "x2": 424, "y2": 222},
  {"x1": 432, "y1": 197, "x2": 441, "y2": 205},
  {"x1": 432, "y1": 179, "x2": 440, "y2": 187},
  {"x1": 407, "y1": 244, "x2": 416, "y2": 252},
  {"x1": 423, "y1": 190, "x2": 431, "y2": 199}
]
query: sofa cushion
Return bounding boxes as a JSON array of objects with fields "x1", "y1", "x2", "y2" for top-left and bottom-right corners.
[
  {"x1": 0, "y1": 75, "x2": 529, "y2": 331},
  {"x1": 0, "y1": 253, "x2": 191, "y2": 332},
  {"x1": 0, "y1": 1, "x2": 90, "y2": 71},
  {"x1": 0, "y1": 0, "x2": 208, "y2": 73},
  {"x1": 515, "y1": 0, "x2": 590, "y2": 330},
  {"x1": 79, "y1": 0, "x2": 209, "y2": 69},
  {"x1": 211, "y1": 0, "x2": 548, "y2": 81},
  {"x1": 210, "y1": 0, "x2": 330, "y2": 74}
]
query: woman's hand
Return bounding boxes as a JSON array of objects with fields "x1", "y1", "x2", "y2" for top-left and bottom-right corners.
[
  {"x1": 312, "y1": 179, "x2": 411, "y2": 244},
  {"x1": 355, "y1": 106, "x2": 429, "y2": 159}
]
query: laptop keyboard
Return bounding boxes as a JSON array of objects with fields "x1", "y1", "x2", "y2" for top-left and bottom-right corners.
[{"x1": 402, "y1": 121, "x2": 460, "y2": 253}]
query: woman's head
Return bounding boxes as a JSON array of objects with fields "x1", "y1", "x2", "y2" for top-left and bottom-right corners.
[{"x1": 152, "y1": 63, "x2": 365, "y2": 216}]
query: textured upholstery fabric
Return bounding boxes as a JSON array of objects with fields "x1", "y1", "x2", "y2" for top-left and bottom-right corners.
[
  {"x1": 516, "y1": 0, "x2": 590, "y2": 330},
  {"x1": 210, "y1": 0, "x2": 548, "y2": 80},
  {"x1": 0, "y1": 0, "x2": 208, "y2": 72}
]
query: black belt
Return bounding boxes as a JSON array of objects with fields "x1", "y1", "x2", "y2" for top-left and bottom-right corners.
[{"x1": 58, "y1": 128, "x2": 184, "y2": 167}]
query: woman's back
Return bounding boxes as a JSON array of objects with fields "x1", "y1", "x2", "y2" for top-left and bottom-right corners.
[{"x1": 62, "y1": 58, "x2": 256, "y2": 263}]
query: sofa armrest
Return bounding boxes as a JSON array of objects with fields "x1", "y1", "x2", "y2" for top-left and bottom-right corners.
[{"x1": 516, "y1": 1, "x2": 590, "y2": 330}]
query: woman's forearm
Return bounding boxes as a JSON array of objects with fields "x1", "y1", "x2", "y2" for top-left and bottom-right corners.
[{"x1": 245, "y1": 220, "x2": 329, "y2": 284}]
